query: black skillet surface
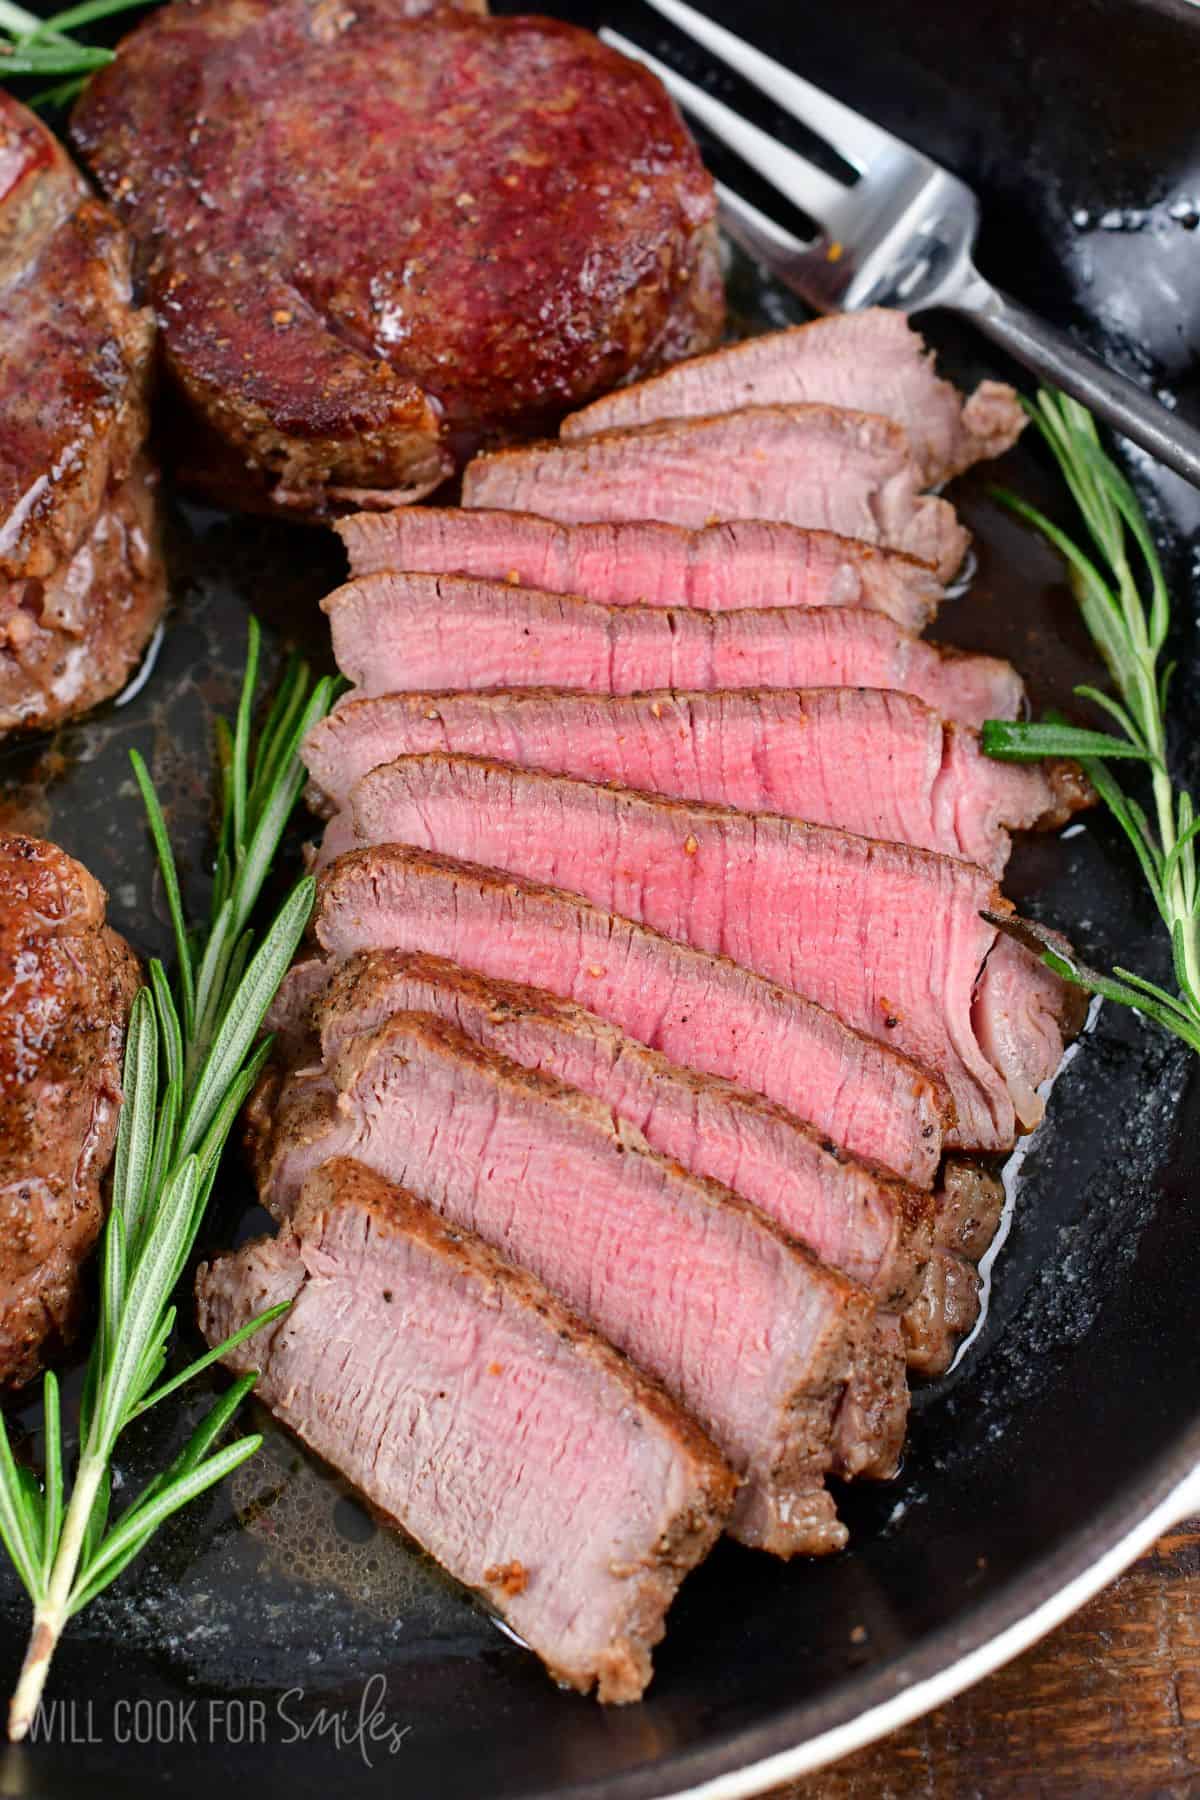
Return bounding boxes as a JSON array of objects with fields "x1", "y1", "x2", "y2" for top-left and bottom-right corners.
[{"x1": 1, "y1": 0, "x2": 1199, "y2": 1793}]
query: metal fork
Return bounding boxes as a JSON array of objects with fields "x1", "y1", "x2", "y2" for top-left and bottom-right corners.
[{"x1": 603, "y1": 0, "x2": 1200, "y2": 487}]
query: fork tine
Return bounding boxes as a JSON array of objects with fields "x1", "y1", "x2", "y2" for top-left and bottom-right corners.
[
  {"x1": 641, "y1": 0, "x2": 907, "y2": 177},
  {"x1": 714, "y1": 178, "x2": 815, "y2": 262},
  {"x1": 601, "y1": 28, "x2": 847, "y2": 227}
]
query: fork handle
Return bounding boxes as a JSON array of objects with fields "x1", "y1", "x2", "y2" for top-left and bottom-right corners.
[{"x1": 945, "y1": 275, "x2": 1200, "y2": 488}]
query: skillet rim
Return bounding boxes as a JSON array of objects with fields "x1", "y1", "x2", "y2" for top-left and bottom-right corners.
[{"x1": 537, "y1": 1421, "x2": 1200, "y2": 1798}]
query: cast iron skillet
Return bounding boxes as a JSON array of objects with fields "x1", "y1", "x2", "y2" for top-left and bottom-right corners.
[{"x1": 1, "y1": 1, "x2": 1199, "y2": 1793}]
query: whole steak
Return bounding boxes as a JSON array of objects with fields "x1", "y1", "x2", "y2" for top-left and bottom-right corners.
[
  {"x1": 0, "y1": 94, "x2": 163, "y2": 736},
  {"x1": 0, "y1": 836, "x2": 139, "y2": 1388},
  {"x1": 72, "y1": 0, "x2": 724, "y2": 514}
]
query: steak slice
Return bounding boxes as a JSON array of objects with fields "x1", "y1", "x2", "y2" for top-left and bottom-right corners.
[
  {"x1": 334, "y1": 510, "x2": 942, "y2": 633},
  {"x1": 304, "y1": 686, "x2": 1083, "y2": 872},
  {"x1": 462, "y1": 406, "x2": 968, "y2": 579},
  {"x1": 198, "y1": 1158, "x2": 735, "y2": 1702},
  {"x1": 0, "y1": 834, "x2": 139, "y2": 1387},
  {"x1": 0, "y1": 94, "x2": 163, "y2": 735},
  {"x1": 277, "y1": 949, "x2": 996, "y2": 1373},
  {"x1": 278, "y1": 845, "x2": 951, "y2": 1187},
  {"x1": 900, "y1": 1159, "x2": 1007, "y2": 1377},
  {"x1": 341, "y1": 756, "x2": 1076, "y2": 1152},
  {"x1": 72, "y1": 3, "x2": 722, "y2": 512},
  {"x1": 562, "y1": 309, "x2": 1025, "y2": 485},
  {"x1": 254, "y1": 1014, "x2": 908, "y2": 1553},
  {"x1": 323, "y1": 576, "x2": 1023, "y2": 727},
  {"x1": 311, "y1": 949, "x2": 933, "y2": 1310}
]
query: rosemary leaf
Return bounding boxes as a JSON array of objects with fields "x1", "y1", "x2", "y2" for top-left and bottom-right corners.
[
  {"x1": 0, "y1": 1415, "x2": 42, "y2": 1599},
  {"x1": 68, "y1": 1436, "x2": 263, "y2": 1617},
  {"x1": 110, "y1": 987, "x2": 157, "y2": 1234},
  {"x1": 988, "y1": 389, "x2": 1200, "y2": 1052},
  {"x1": 3, "y1": 624, "x2": 332, "y2": 1742},
  {"x1": 134, "y1": 1315, "x2": 287, "y2": 1421},
  {"x1": 130, "y1": 751, "x2": 196, "y2": 1037},
  {"x1": 981, "y1": 720, "x2": 1150, "y2": 763},
  {"x1": 41, "y1": 1375, "x2": 62, "y2": 1584}
]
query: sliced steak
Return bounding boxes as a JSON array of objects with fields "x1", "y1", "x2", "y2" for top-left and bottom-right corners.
[
  {"x1": 72, "y1": 3, "x2": 722, "y2": 512},
  {"x1": 562, "y1": 309, "x2": 1025, "y2": 484},
  {"x1": 0, "y1": 834, "x2": 139, "y2": 1387},
  {"x1": 340, "y1": 756, "x2": 1076, "y2": 1152},
  {"x1": 462, "y1": 406, "x2": 968, "y2": 579},
  {"x1": 1, "y1": 94, "x2": 162, "y2": 735},
  {"x1": 324, "y1": 576, "x2": 1023, "y2": 726},
  {"x1": 900, "y1": 1161, "x2": 1006, "y2": 1377},
  {"x1": 278, "y1": 845, "x2": 950, "y2": 1187},
  {"x1": 199, "y1": 1158, "x2": 735, "y2": 1702},
  {"x1": 311, "y1": 949, "x2": 933, "y2": 1310},
  {"x1": 334, "y1": 510, "x2": 942, "y2": 633},
  {"x1": 304, "y1": 686, "x2": 1082, "y2": 872},
  {"x1": 254, "y1": 1013, "x2": 909, "y2": 1553}
]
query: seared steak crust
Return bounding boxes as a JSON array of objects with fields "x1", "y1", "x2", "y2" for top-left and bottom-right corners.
[
  {"x1": 0, "y1": 94, "x2": 162, "y2": 735},
  {"x1": 72, "y1": 0, "x2": 723, "y2": 512},
  {"x1": 0, "y1": 835, "x2": 138, "y2": 1387},
  {"x1": 199, "y1": 1158, "x2": 735, "y2": 1702}
]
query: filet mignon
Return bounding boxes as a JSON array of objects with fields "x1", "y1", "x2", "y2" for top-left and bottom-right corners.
[
  {"x1": 322, "y1": 575, "x2": 1023, "y2": 725},
  {"x1": 272, "y1": 845, "x2": 951, "y2": 1188},
  {"x1": 334, "y1": 510, "x2": 944, "y2": 633},
  {"x1": 308, "y1": 949, "x2": 935, "y2": 1311},
  {"x1": 252, "y1": 1010, "x2": 909, "y2": 1553},
  {"x1": 0, "y1": 834, "x2": 138, "y2": 1387},
  {"x1": 561, "y1": 308, "x2": 1026, "y2": 485},
  {"x1": 303, "y1": 685, "x2": 1085, "y2": 871},
  {"x1": 198, "y1": 1158, "x2": 736, "y2": 1703},
  {"x1": 0, "y1": 94, "x2": 163, "y2": 736},
  {"x1": 71, "y1": 0, "x2": 724, "y2": 514},
  {"x1": 462, "y1": 405, "x2": 969, "y2": 577},
  {"x1": 335, "y1": 754, "x2": 1078, "y2": 1151}
]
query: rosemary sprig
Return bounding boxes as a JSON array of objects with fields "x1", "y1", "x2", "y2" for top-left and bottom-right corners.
[
  {"x1": 2, "y1": 622, "x2": 336, "y2": 1741},
  {"x1": 983, "y1": 389, "x2": 1200, "y2": 1052},
  {"x1": 0, "y1": 0, "x2": 147, "y2": 91}
]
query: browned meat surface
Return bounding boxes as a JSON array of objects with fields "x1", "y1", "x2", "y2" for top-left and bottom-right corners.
[
  {"x1": 0, "y1": 835, "x2": 138, "y2": 1387},
  {"x1": 198, "y1": 1158, "x2": 735, "y2": 1702},
  {"x1": 0, "y1": 94, "x2": 162, "y2": 736},
  {"x1": 561, "y1": 309, "x2": 1026, "y2": 485},
  {"x1": 71, "y1": 0, "x2": 723, "y2": 515},
  {"x1": 251, "y1": 1011, "x2": 910, "y2": 1554},
  {"x1": 900, "y1": 1162, "x2": 1006, "y2": 1376}
]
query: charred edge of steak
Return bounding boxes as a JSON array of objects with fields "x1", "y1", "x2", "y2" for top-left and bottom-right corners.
[
  {"x1": 0, "y1": 834, "x2": 140, "y2": 1387},
  {"x1": 898, "y1": 1159, "x2": 1005, "y2": 1377}
]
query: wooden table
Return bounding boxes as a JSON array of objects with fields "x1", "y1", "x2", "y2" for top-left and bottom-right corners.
[{"x1": 769, "y1": 1519, "x2": 1200, "y2": 1797}]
